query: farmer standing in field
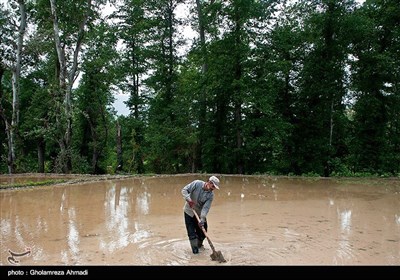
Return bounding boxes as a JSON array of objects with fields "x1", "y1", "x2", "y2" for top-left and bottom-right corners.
[{"x1": 181, "y1": 175, "x2": 220, "y2": 254}]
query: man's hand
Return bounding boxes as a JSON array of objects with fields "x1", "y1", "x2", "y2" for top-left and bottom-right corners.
[
  {"x1": 198, "y1": 221, "x2": 204, "y2": 228},
  {"x1": 188, "y1": 200, "x2": 195, "y2": 208}
]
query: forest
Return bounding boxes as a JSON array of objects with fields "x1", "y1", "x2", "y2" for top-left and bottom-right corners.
[{"x1": 0, "y1": 0, "x2": 399, "y2": 177}]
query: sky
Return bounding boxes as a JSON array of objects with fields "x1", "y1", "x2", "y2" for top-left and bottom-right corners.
[{"x1": 113, "y1": 94, "x2": 130, "y2": 116}]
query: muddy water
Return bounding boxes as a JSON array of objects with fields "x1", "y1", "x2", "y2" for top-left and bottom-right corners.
[{"x1": 1, "y1": 175, "x2": 399, "y2": 266}]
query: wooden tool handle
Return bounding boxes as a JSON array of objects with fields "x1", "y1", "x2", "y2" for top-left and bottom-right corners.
[{"x1": 192, "y1": 209, "x2": 217, "y2": 252}]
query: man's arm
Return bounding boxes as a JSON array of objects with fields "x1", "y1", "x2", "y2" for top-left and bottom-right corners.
[
  {"x1": 200, "y1": 196, "x2": 214, "y2": 222},
  {"x1": 181, "y1": 180, "x2": 197, "y2": 202}
]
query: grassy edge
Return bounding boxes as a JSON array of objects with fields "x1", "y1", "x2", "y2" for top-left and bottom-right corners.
[{"x1": 0, "y1": 179, "x2": 68, "y2": 189}]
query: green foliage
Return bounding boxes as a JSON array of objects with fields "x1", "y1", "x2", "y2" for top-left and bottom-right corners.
[
  {"x1": 71, "y1": 151, "x2": 91, "y2": 174},
  {"x1": 0, "y1": 179, "x2": 67, "y2": 189},
  {"x1": 1, "y1": 0, "x2": 400, "y2": 177},
  {"x1": 301, "y1": 171, "x2": 320, "y2": 177}
]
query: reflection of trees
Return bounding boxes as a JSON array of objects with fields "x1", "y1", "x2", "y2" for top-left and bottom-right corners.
[
  {"x1": 66, "y1": 208, "x2": 79, "y2": 263},
  {"x1": 102, "y1": 179, "x2": 154, "y2": 252},
  {"x1": 335, "y1": 208, "x2": 353, "y2": 263},
  {"x1": 58, "y1": 187, "x2": 81, "y2": 263},
  {"x1": 136, "y1": 191, "x2": 150, "y2": 215},
  {"x1": 114, "y1": 181, "x2": 121, "y2": 210},
  {"x1": 59, "y1": 187, "x2": 69, "y2": 211},
  {"x1": 102, "y1": 182, "x2": 136, "y2": 251}
]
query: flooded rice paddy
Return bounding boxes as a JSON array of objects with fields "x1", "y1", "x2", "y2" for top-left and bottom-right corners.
[{"x1": 1, "y1": 174, "x2": 399, "y2": 266}]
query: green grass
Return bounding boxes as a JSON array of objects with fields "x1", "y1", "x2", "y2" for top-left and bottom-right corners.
[{"x1": 0, "y1": 179, "x2": 68, "y2": 189}]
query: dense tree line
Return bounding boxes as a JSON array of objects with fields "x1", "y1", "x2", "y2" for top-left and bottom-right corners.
[{"x1": 0, "y1": 0, "x2": 399, "y2": 176}]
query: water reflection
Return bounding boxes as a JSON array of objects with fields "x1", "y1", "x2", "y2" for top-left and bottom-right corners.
[
  {"x1": 0, "y1": 175, "x2": 399, "y2": 265},
  {"x1": 340, "y1": 209, "x2": 352, "y2": 232},
  {"x1": 272, "y1": 183, "x2": 278, "y2": 201},
  {"x1": 132, "y1": 221, "x2": 151, "y2": 243},
  {"x1": 136, "y1": 191, "x2": 150, "y2": 215},
  {"x1": 336, "y1": 208, "x2": 353, "y2": 264},
  {"x1": 102, "y1": 182, "x2": 132, "y2": 252},
  {"x1": 60, "y1": 191, "x2": 66, "y2": 211},
  {"x1": 67, "y1": 208, "x2": 79, "y2": 263}
]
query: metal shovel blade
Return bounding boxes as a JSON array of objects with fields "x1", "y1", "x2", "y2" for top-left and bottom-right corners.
[
  {"x1": 192, "y1": 210, "x2": 226, "y2": 263},
  {"x1": 210, "y1": 250, "x2": 226, "y2": 263}
]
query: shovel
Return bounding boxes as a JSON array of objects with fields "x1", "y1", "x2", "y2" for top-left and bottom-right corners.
[{"x1": 192, "y1": 210, "x2": 226, "y2": 263}]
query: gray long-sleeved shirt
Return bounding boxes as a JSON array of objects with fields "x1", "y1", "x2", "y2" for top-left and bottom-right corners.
[{"x1": 181, "y1": 180, "x2": 214, "y2": 223}]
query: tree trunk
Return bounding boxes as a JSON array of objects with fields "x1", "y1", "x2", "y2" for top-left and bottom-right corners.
[
  {"x1": 37, "y1": 138, "x2": 45, "y2": 173},
  {"x1": 0, "y1": 64, "x2": 15, "y2": 174},
  {"x1": 195, "y1": 0, "x2": 208, "y2": 172},
  {"x1": 233, "y1": 7, "x2": 244, "y2": 174},
  {"x1": 116, "y1": 121, "x2": 123, "y2": 172},
  {"x1": 1, "y1": 0, "x2": 27, "y2": 174},
  {"x1": 50, "y1": 0, "x2": 92, "y2": 173}
]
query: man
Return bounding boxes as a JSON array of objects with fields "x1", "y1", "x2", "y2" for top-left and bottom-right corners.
[{"x1": 181, "y1": 175, "x2": 220, "y2": 254}]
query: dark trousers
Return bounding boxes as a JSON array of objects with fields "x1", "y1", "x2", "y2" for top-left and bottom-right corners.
[{"x1": 184, "y1": 212, "x2": 207, "y2": 242}]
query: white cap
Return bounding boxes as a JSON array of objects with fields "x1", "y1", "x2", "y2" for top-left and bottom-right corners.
[{"x1": 209, "y1": 175, "x2": 220, "y2": 189}]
